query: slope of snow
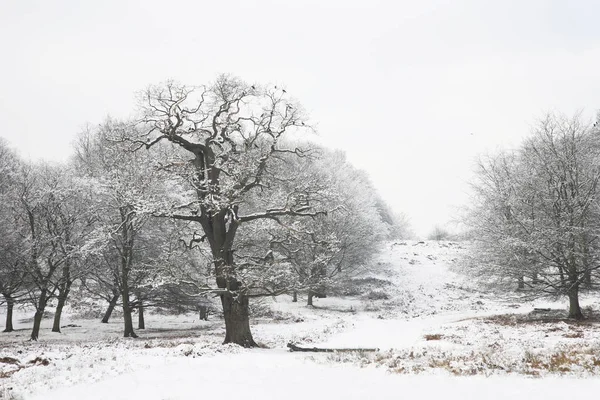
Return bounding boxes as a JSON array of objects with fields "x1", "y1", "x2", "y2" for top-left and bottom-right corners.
[
  {"x1": 2, "y1": 241, "x2": 600, "y2": 399},
  {"x1": 23, "y1": 351, "x2": 600, "y2": 400}
]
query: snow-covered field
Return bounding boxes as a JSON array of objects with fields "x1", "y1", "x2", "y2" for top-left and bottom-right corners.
[{"x1": 2, "y1": 241, "x2": 600, "y2": 399}]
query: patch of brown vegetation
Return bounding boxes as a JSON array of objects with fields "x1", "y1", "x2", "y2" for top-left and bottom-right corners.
[
  {"x1": 424, "y1": 334, "x2": 443, "y2": 341},
  {"x1": 28, "y1": 357, "x2": 50, "y2": 366},
  {"x1": 483, "y1": 308, "x2": 600, "y2": 327},
  {"x1": 523, "y1": 349, "x2": 600, "y2": 373},
  {"x1": 0, "y1": 356, "x2": 50, "y2": 379},
  {"x1": 0, "y1": 357, "x2": 19, "y2": 365},
  {"x1": 563, "y1": 332, "x2": 584, "y2": 338}
]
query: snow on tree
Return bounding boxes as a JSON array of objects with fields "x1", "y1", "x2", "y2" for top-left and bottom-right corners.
[
  {"x1": 8, "y1": 162, "x2": 97, "y2": 340},
  {"x1": 262, "y1": 149, "x2": 389, "y2": 305},
  {"x1": 0, "y1": 139, "x2": 29, "y2": 332},
  {"x1": 466, "y1": 113, "x2": 600, "y2": 319},
  {"x1": 125, "y1": 75, "x2": 332, "y2": 347},
  {"x1": 73, "y1": 120, "x2": 179, "y2": 337}
]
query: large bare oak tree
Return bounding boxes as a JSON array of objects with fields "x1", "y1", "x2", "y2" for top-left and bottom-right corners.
[{"x1": 132, "y1": 75, "x2": 325, "y2": 347}]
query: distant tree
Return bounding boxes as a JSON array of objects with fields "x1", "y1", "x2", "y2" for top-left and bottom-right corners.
[
  {"x1": 466, "y1": 151, "x2": 541, "y2": 288},
  {"x1": 73, "y1": 121, "x2": 172, "y2": 337},
  {"x1": 265, "y1": 150, "x2": 388, "y2": 305},
  {"x1": 374, "y1": 195, "x2": 413, "y2": 239},
  {"x1": 49, "y1": 172, "x2": 97, "y2": 333},
  {"x1": 467, "y1": 113, "x2": 600, "y2": 319},
  {"x1": 521, "y1": 115, "x2": 600, "y2": 318},
  {"x1": 11, "y1": 163, "x2": 95, "y2": 340},
  {"x1": 0, "y1": 139, "x2": 28, "y2": 332},
  {"x1": 427, "y1": 225, "x2": 451, "y2": 241}
]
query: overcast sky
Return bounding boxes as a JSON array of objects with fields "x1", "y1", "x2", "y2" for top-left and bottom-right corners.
[{"x1": 2, "y1": 0, "x2": 600, "y2": 237}]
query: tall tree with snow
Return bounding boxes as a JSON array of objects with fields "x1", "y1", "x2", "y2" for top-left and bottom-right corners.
[
  {"x1": 265, "y1": 149, "x2": 389, "y2": 305},
  {"x1": 467, "y1": 113, "x2": 600, "y2": 319},
  {"x1": 130, "y1": 75, "x2": 329, "y2": 347},
  {"x1": 11, "y1": 163, "x2": 95, "y2": 340},
  {"x1": 73, "y1": 121, "x2": 172, "y2": 337},
  {"x1": 0, "y1": 139, "x2": 28, "y2": 332}
]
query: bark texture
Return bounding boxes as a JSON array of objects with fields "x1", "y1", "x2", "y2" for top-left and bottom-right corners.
[
  {"x1": 101, "y1": 291, "x2": 119, "y2": 323},
  {"x1": 3, "y1": 295, "x2": 14, "y2": 333},
  {"x1": 568, "y1": 286, "x2": 584, "y2": 320},
  {"x1": 52, "y1": 267, "x2": 73, "y2": 333},
  {"x1": 120, "y1": 206, "x2": 137, "y2": 338},
  {"x1": 30, "y1": 291, "x2": 47, "y2": 341},
  {"x1": 221, "y1": 293, "x2": 256, "y2": 347},
  {"x1": 138, "y1": 300, "x2": 145, "y2": 330}
]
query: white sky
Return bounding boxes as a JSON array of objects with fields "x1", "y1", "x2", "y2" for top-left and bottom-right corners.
[{"x1": 2, "y1": 0, "x2": 600, "y2": 237}]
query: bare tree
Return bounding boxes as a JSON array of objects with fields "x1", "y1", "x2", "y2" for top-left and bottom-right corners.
[
  {"x1": 129, "y1": 76, "x2": 329, "y2": 347},
  {"x1": 73, "y1": 121, "x2": 171, "y2": 338},
  {"x1": 521, "y1": 115, "x2": 600, "y2": 318},
  {"x1": 0, "y1": 139, "x2": 28, "y2": 332},
  {"x1": 11, "y1": 163, "x2": 95, "y2": 340},
  {"x1": 466, "y1": 151, "x2": 539, "y2": 288},
  {"x1": 265, "y1": 149, "x2": 388, "y2": 305},
  {"x1": 427, "y1": 225, "x2": 451, "y2": 241},
  {"x1": 467, "y1": 113, "x2": 600, "y2": 319}
]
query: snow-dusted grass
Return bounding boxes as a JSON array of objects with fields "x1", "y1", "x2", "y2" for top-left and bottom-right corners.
[
  {"x1": 2, "y1": 241, "x2": 600, "y2": 399},
  {"x1": 324, "y1": 313, "x2": 600, "y2": 377},
  {"x1": 310, "y1": 241, "x2": 600, "y2": 377}
]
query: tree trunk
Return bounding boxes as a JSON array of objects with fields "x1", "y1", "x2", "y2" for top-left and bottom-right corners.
[
  {"x1": 307, "y1": 291, "x2": 314, "y2": 306},
  {"x1": 122, "y1": 302, "x2": 137, "y2": 338},
  {"x1": 31, "y1": 290, "x2": 47, "y2": 341},
  {"x1": 207, "y1": 208, "x2": 257, "y2": 347},
  {"x1": 517, "y1": 275, "x2": 524, "y2": 290},
  {"x1": 121, "y1": 257, "x2": 137, "y2": 338},
  {"x1": 138, "y1": 300, "x2": 145, "y2": 330},
  {"x1": 584, "y1": 269, "x2": 592, "y2": 288},
  {"x1": 221, "y1": 293, "x2": 256, "y2": 348},
  {"x1": 558, "y1": 265, "x2": 566, "y2": 287},
  {"x1": 3, "y1": 295, "x2": 14, "y2": 333},
  {"x1": 292, "y1": 291, "x2": 297, "y2": 303},
  {"x1": 567, "y1": 284, "x2": 584, "y2": 320},
  {"x1": 199, "y1": 305, "x2": 209, "y2": 321},
  {"x1": 101, "y1": 291, "x2": 119, "y2": 323},
  {"x1": 51, "y1": 296, "x2": 66, "y2": 333},
  {"x1": 583, "y1": 236, "x2": 591, "y2": 287},
  {"x1": 52, "y1": 280, "x2": 72, "y2": 333},
  {"x1": 122, "y1": 290, "x2": 137, "y2": 338},
  {"x1": 120, "y1": 207, "x2": 137, "y2": 338}
]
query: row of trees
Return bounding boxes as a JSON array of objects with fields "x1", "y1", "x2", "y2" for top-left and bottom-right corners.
[
  {"x1": 467, "y1": 113, "x2": 600, "y2": 319},
  {"x1": 0, "y1": 75, "x2": 408, "y2": 345}
]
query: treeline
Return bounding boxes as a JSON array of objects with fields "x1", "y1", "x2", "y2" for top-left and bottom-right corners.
[
  {"x1": 0, "y1": 75, "x2": 409, "y2": 343},
  {"x1": 466, "y1": 113, "x2": 600, "y2": 319}
]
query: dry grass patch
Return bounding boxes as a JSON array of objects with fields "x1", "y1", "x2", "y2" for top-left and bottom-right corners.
[
  {"x1": 523, "y1": 348, "x2": 600, "y2": 374},
  {"x1": 483, "y1": 308, "x2": 600, "y2": 327},
  {"x1": 562, "y1": 332, "x2": 584, "y2": 339},
  {"x1": 324, "y1": 343, "x2": 600, "y2": 377}
]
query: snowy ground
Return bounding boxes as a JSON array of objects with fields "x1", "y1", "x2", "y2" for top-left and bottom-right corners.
[{"x1": 2, "y1": 241, "x2": 600, "y2": 399}]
